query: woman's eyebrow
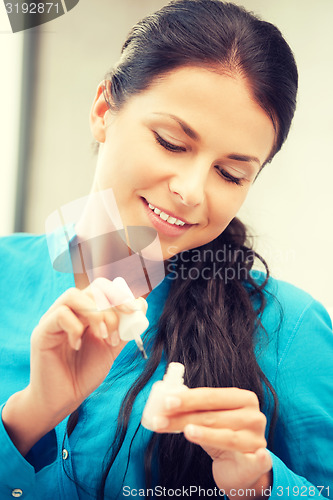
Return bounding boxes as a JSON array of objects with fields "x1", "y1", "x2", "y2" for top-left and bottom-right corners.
[{"x1": 151, "y1": 112, "x2": 200, "y2": 140}]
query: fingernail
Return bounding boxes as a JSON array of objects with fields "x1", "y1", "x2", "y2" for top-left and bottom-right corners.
[
  {"x1": 165, "y1": 396, "x2": 181, "y2": 410},
  {"x1": 74, "y1": 338, "x2": 82, "y2": 351},
  {"x1": 152, "y1": 415, "x2": 169, "y2": 430},
  {"x1": 117, "y1": 300, "x2": 140, "y2": 313},
  {"x1": 184, "y1": 424, "x2": 201, "y2": 438},
  {"x1": 110, "y1": 331, "x2": 120, "y2": 346},
  {"x1": 100, "y1": 322, "x2": 108, "y2": 339}
]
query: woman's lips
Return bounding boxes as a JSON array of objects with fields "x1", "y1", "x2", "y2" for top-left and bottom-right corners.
[{"x1": 141, "y1": 198, "x2": 193, "y2": 237}]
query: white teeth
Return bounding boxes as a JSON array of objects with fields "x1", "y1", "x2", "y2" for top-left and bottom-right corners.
[
  {"x1": 147, "y1": 201, "x2": 186, "y2": 226},
  {"x1": 159, "y1": 212, "x2": 169, "y2": 221}
]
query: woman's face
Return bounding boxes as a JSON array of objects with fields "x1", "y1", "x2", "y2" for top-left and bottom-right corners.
[{"x1": 91, "y1": 66, "x2": 275, "y2": 260}]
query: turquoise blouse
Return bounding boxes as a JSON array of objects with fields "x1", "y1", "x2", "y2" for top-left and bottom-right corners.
[{"x1": 0, "y1": 230, "x2": 332, "y2": 499}]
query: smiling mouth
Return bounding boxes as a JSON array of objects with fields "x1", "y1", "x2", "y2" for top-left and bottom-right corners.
[{"x1": 145, "y1": 200, "x2": 191, "y2": 226}]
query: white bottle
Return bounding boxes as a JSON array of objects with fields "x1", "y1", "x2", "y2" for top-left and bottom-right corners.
[
  {"x1": 113, "y1": 277, "x2": 149, "y2": 358},
  {"x1": 141, "y1": 362, "x2": 188, "y2": 432}
]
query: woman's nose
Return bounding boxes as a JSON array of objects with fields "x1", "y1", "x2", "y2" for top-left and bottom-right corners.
[{"x1": 168, "y1": 162, "x2": 207, "y2": 207}]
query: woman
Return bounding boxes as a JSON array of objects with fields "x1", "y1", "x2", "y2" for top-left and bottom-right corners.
[{"x1": 0, "y1": 0, "x2": 332, "y2": 498}]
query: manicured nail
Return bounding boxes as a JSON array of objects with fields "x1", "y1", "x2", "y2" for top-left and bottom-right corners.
[
  {"x1": 74, "y1": 338, "x2": 82, "y2": 351},
  {"x1": 100, "y1": 322, "x2": 108, "y2": 339},
  {"x1": 152, "y1": 415, "x2": 169, "y2": 430},
  {"x1": 117, "y1": 300, "x2": 140, "y2": 313},
  {"x1": 184, "y1": 424, "x2": 201, "y2": 438},
  {"x1": 165, "y1": 396, "x2": 181, "y2": 410},
  {"x1": 110, "y1": 331, "x2": 120, "y2": 346}
]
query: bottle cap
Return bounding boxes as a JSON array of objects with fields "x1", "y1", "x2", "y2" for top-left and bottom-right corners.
[
  {"x1": 117, "y1": 309, "x2": 149, "y2": 341},
  {"x1": 113, "y1": 277, "x2": 149, "y2": 344},
  {"x1": 163, "y1": 362, "x2": 185, "y2": 385}
]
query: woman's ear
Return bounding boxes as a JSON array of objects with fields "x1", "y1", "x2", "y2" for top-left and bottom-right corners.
[{"x1": 90, "y1": 81, "x2": 112, "y2": 143}]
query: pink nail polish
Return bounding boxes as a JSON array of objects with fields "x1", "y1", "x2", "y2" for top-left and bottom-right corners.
[
  {"x1": 100, "y1": 322, "x2": 108, "y2": 339},
  {"x1": 110, "y1": 332, "x2": 120, "y2": 346},
  {"x1": 74, "y1": 338, "x2": 82, "y2": 351},
  {"x1": 165, "y1": 396, "x2": 181, "y2": 410},
  {"x1": 152, "y1": 415, "x2": 170, "y2": 430},
  {"x1": 185, "y1": 424, "x2": 201, "y2": 438}
]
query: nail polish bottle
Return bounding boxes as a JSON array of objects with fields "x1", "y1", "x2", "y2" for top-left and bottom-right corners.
[
  {"x1": 141, "y1": 362, "x2": 188, "y2": 431},
  {"x1": 113, "y1": 277, "x2": 149, "y2": 358}
]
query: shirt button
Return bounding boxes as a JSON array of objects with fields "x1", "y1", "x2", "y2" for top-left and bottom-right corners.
[
  {"x1": 11, "y1": 489, "x2": 23, "y2": 498},
  {"x1": 62, "y1": 449, "x2": 69, "y2": 460}
]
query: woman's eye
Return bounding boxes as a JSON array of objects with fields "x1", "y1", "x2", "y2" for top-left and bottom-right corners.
[
  {"x1": 216, "y1": 166, "x2": 243, "y2": 186},
  {"x1": 153, "y1": 132, "x2": 242, "y2": 185},
  {"x1": 154, "y1": 132, "x2": 186, "y2": 153}
]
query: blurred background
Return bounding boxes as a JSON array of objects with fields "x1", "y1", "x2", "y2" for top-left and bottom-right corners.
[{"x1": 0, "y1": 0, "x2": 332, "y2": 313}]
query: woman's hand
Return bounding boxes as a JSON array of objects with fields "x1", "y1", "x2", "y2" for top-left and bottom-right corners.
[
  {"x1": 28, "y1": 277, "x2": 147, "y2": 419},
  {"x1": 152, "y1": 387, "x2": 272, "y2": 497},
  {"x1": 2, "y1": 277, "x2": 147, "y2": 456}
]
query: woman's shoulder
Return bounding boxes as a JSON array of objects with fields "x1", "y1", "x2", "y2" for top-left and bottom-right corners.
[
  {"x1": 0, "y1": 230, "x2": 75, "y2": 324},
  {"x1": 0, "y1": 226, "x2": 74, "y2": 269},
  {"x1": 0, "y1": 233, "x2": 46, "y2": 259},
  {"x1": 0, "y1": 232, "x2": 53, "y2": 276},
  {"x1": 251, "y1": 270, "x2": 332, "y2": 369},
  {"x1": 0, "y1": 231, "x2": 49, "y2": 285},
  {"x1": 251, "y1": 269, "x2": 328, "y2": 320}
]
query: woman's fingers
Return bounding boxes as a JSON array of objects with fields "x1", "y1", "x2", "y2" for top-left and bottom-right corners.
[
  {"x1": 144, "y1": 385, "x2": 270, "y2": 490},
  {"x1": 89, "y1": 277, "x2": 148, "y2": 314},
  {"x1": 149, "y1": 387, "x2": 267, "y2": 455},
  {"x1": 103, "y1": 308, "x2": 121, "y2": 346},
  {"x1": 41, "y1": 287, "x2": 104, "y2": 330},
  {"x1": 162, "y1": 387, "x2": 260, "y2": 415},
  {"x1": 36, "y1": 278, "x2": 147, "y2": 352},
  {"x1": 37, "y1": 286, "x2": 118, "y2": 348},
  {"x1": 87, "y1": 280, "x2": 113, "y2": 311},
  {"x1": 252, "y1": 448, "x2": 272, "y2": 473},
  {"x1": 134, "y1": 296, "x2": 148, "y2": 314},
  {"x1": 183, "y1": 425, "x2": 267, "y2": 453},
  {"x1": 33, "y1": 304, "x2": 86, "y2": 351},
  {"x1": 153, "y1": 407, "x2": 266, "y2": 434},
  {"x1": 86, "y1": 277, "x2": 134, "y2": 308},
  {"x1": 86, "y1": 282, "x2": 121, "y2": 345},
  {"x1": 42, "y1": 287, "x2": 95, "y2": 317}
]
